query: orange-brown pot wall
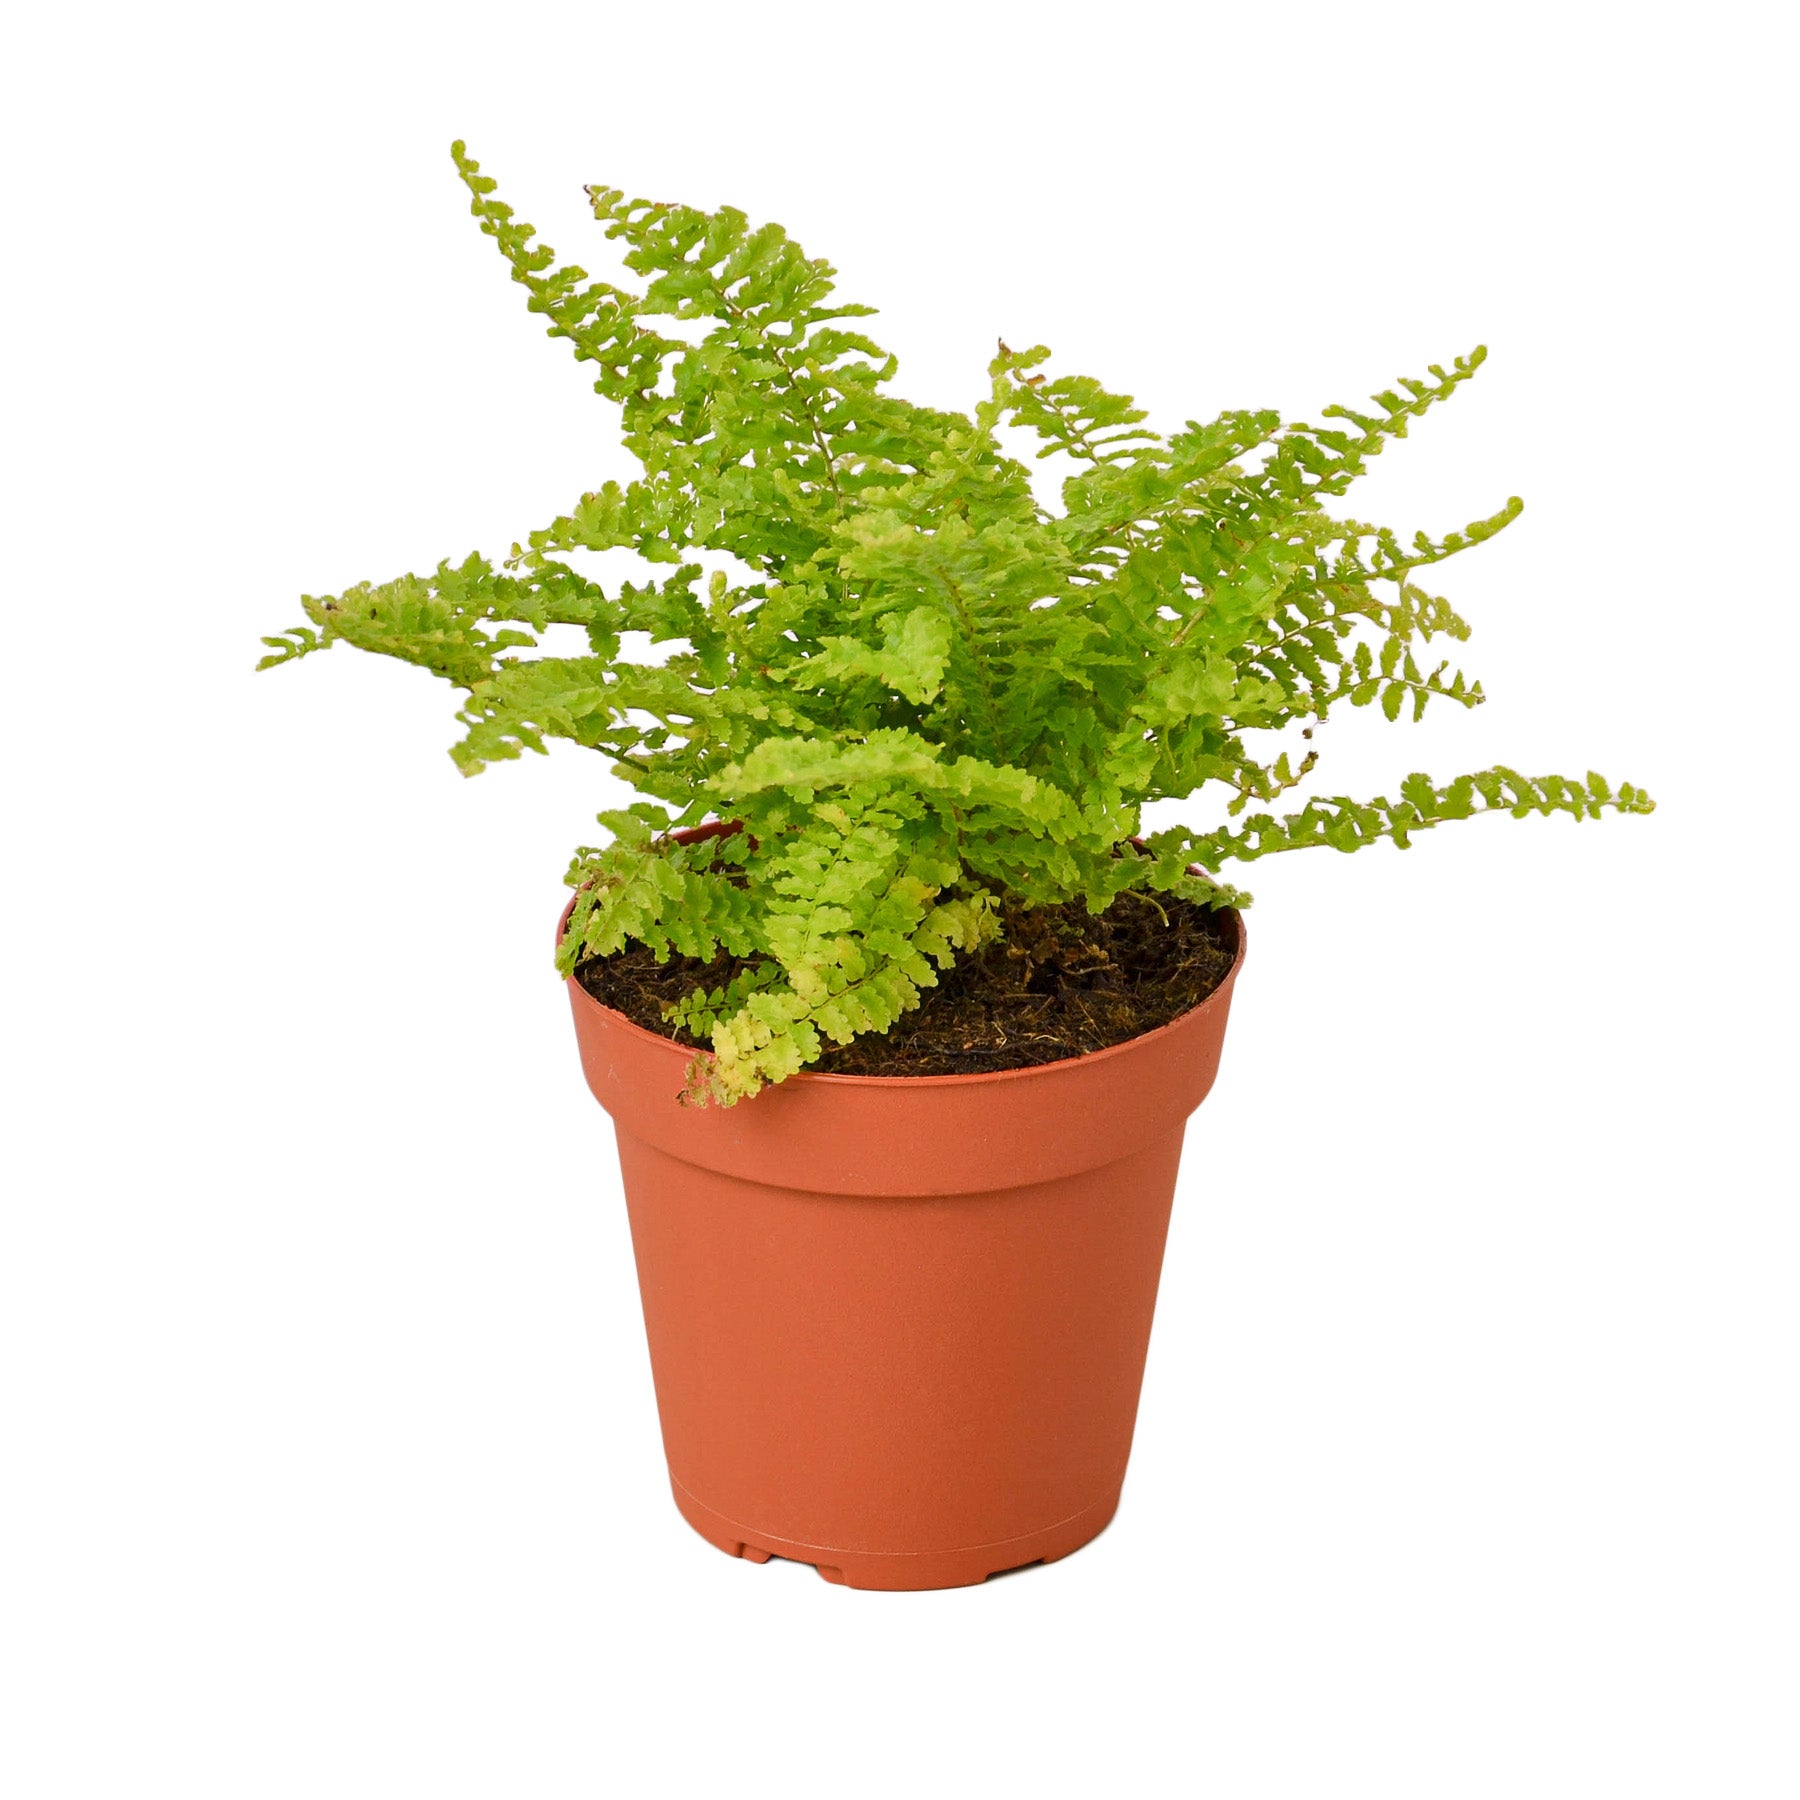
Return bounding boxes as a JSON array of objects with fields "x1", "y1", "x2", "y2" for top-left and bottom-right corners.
[{"x1": 566, "y1": 901, "x2": 1245, "y2": 1590}]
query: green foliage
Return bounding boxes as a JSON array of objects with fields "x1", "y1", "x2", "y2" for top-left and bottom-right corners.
[{"x1": 264, "y1": 143, "x2": 1654, "y2": 1103}]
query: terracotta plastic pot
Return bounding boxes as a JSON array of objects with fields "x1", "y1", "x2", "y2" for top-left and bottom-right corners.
[{"x1": 565, "y1": 833, "x2": 1246, "y2": 1590}]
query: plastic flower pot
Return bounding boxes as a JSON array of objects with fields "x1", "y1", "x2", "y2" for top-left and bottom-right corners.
[{"x1": 564, "y1": 834, "x2": 1246, "y2": 1590}]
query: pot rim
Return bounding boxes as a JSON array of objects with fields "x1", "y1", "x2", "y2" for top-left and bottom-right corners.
[{"x1": 557, "y1": 835, "x2": 1246, "y2": 1092}]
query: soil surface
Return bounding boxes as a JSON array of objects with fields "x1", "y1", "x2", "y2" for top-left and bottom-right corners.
[{"x1": 573, "y1": 889, "x2": 1236, "y2": 1077}]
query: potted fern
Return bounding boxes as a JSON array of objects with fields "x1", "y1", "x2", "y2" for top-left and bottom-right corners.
[{"x1": 263, "y1": 143, "x2": 1653, "y2": 1589}]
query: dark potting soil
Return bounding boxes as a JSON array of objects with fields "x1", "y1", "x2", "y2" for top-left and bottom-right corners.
[{"x1": 573, "y1": 889, "x2": 1235, "y2": 1077}]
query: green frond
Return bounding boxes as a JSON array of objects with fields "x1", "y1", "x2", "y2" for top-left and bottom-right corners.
[
  {"x1": 1187, "y1": 767, "x2": 1655, "y2": 868},
  {"x1": 690, "y1": 886, "x2": 1000, "y2": 1105}
]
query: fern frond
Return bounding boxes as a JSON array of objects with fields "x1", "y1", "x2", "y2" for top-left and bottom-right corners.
[
  {"x1": 691, "y1": 887, "x2": 1000, "y2": 1104},
  {"x1": 452, "y1": 142, "x2": 672, "y2": 401},
  {"x1": 1189, "y1": 767, "x2": 1655, "y2": 867}
]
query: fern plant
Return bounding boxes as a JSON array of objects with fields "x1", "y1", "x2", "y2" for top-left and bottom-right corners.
[{"x1": 263, "y1": 142, "x2": 1653, "y2": 1104}]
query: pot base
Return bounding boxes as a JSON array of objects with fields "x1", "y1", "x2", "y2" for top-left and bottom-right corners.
[{"x1": 669, "y1": 1474, "x2": 1123, "y2": 1591}]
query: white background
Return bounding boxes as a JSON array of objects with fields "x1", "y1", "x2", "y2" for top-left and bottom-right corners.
[{"x1": 4, "y1": 3, "x2": 1795, "y2": 1794}]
